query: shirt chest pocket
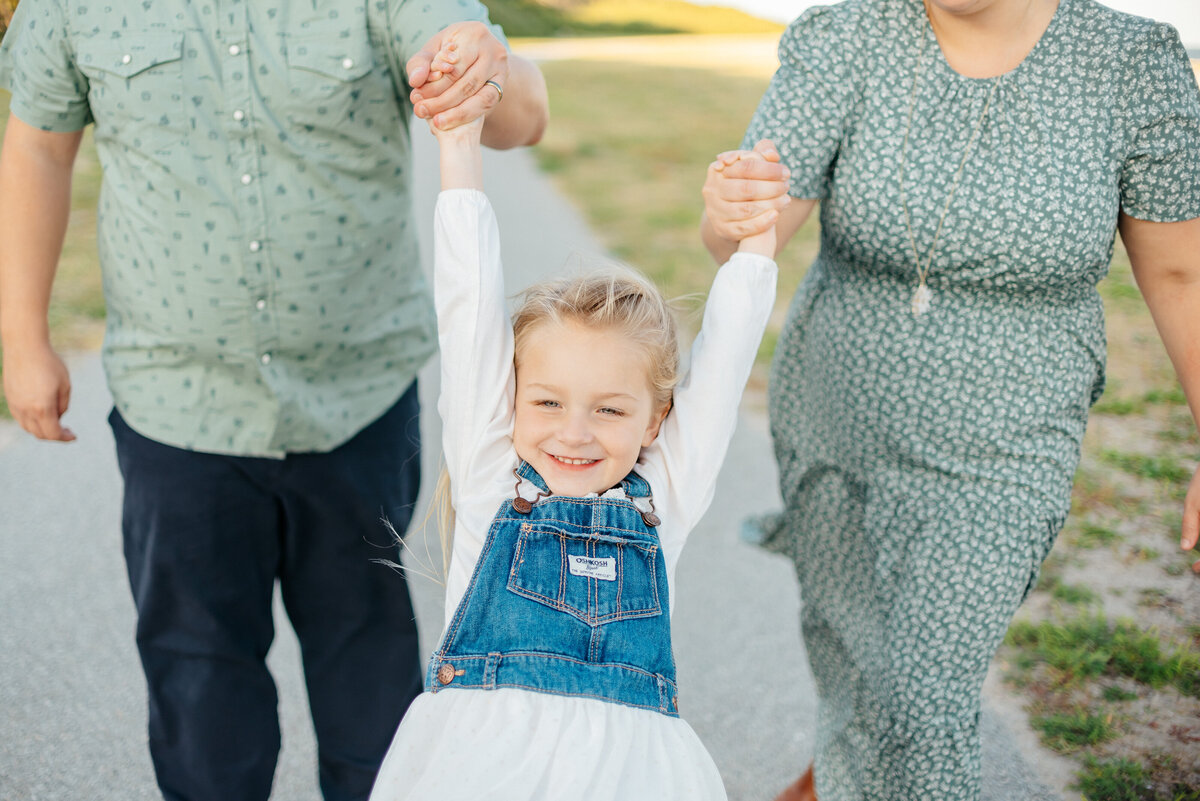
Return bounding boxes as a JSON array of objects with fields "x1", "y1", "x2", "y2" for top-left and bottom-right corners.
[
  {"x1": 507, "y1": 522, "x2": 663, "y2": 627},
  {"x1": 76, "y1": 34, "x2": 186, "y2": 142},
  {"x1": 282, "y1": 34, "x2": 381, "y2": 132}
]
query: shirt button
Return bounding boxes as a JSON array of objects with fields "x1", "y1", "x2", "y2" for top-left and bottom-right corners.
[
  {"x1": 228, "y1": 44, "x2": 241, "y2": 56},
  {"x1": 121, "y1": 54, "x2": 132, "y2": 65},
  {"x1": 342, "y1": 57, "x2": 355, "y2": 70},
  {"x1": 241, "y1": 173, "x2": 253, "y2": 185},
  {"x1": 255, "y1": 298, "x2": 267, "y2": 311},
  {"x1": 233, "y1": 110, "x2": 245, "y2": 121},
  {"x1": 260, "y1": 353, "x2": 271, "y2": 365},
  {"x1": 249, "y1": 240, "x2": 261, "y2": 252}
]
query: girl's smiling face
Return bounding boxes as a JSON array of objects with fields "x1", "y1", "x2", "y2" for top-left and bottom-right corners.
[{"x1": 513, "y1": 319, "x2": 668, "y2": 497}]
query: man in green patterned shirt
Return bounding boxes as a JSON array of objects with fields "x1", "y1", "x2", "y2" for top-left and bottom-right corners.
[{"x1": 0, "y1": 2, "x2": 547, "y2": 799}]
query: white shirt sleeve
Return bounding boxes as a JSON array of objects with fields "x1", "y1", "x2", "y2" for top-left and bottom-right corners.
[
  {"x1": 639, "y1": 252, "x2": 778, "y2": 569},
  {"x1": 434, "y1": 189, "x2": 519, "y2": 593}
]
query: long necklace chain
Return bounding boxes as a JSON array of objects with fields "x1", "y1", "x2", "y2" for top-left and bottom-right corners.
[{"x1": 899, "y1": 30, "x2": 1001, "y2": 316}]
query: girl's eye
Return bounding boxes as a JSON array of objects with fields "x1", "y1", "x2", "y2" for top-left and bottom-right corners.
[
  {"x1": 598, "y1": 407, "x2": 625, "y2": 417},
  {"x1": 536, "y1": 400, "x2": 561, "y2": 409}
]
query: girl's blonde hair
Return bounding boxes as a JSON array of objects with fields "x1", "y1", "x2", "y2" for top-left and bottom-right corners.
[
  {"x1": 512, "y1": 265, "x2": 681, "y2": 413},
  {"x1": 424, "y1": 265, "x2": 682, "y2": 583}
]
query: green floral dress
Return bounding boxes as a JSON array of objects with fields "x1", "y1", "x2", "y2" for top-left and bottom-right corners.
[{"x1": 743, "y1": 0, "x2": 1200, "y2": 798}]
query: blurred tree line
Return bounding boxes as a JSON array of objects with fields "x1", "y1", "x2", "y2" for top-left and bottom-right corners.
[{"x1": 482, "y1": 0, "x2": 681, "y2": 37}]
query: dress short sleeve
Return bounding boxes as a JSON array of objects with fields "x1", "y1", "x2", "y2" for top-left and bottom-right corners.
[
  {"x1": 1118, "y1": 23, "x2": 1200, "y2": 222},
  {"x1": 0, "y1": 0, "x2": 92, "y2": 132},
  {"x1": 743, "y1": 5, "x2": 861, "y2": 200}
]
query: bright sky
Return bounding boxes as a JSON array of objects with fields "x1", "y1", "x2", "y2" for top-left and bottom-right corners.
[{"x1": 700, "y1": 0, "x2": 1200, "y2": 48}]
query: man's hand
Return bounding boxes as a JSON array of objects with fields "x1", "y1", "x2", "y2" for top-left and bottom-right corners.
[
  {"x1": 2, "y1": 340, "x2": 75, "y2": 442},
  {"x1": 407, "y1": 22, "x2": 508, "y2": 131}
]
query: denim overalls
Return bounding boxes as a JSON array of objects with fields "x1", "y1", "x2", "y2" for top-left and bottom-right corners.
[{"x1": 426, "y1": 461, "x2": 680, "y2": 717}]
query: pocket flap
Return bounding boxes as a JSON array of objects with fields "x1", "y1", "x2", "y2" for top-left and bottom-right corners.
[
  {"x1": 286, "y1": 35, "x2": 374, "y2": 80},
  {"x1": 77, "y1": 34, "x2": 184, "y2": 78}
]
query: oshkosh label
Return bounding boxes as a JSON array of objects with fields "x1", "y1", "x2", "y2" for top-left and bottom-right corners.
[{"x1": 568, "y1": 555, "x2": 617, "y2": 581}]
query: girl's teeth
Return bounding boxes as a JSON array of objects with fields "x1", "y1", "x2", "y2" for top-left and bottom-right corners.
[{"x1": 557, "y1": 456, "x2": 595, "y2": 465}]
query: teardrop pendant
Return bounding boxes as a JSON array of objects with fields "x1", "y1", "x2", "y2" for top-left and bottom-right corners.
[{"x1": 911, "y1": 283, "x2": 932, "y2": 316}]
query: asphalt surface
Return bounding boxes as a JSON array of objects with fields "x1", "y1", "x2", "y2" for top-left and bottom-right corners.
[{"x1": 0, "y1": 125, "x2": 1063, "y2": 801}]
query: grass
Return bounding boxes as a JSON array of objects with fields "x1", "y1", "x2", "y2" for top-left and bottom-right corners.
[
  {"x1": 1051, "y1": 581, "x2": 1100, "y2": 606},
  {"x1": 0, "y1": 0, "x2": 14, "y2": 41},
  {"x1": 1071, "y1": 521, "x2": 1124, "y2": 549},
  {"x1": 1077, "y1": 755, "x2": 1200, "y2": 801},
  {"x1": 1093, "y1": 385, "x2": 1189, "y2": 416},
  {"x1": 1099, "y1": 450, "x2": 1192, "y2": 485},
  {"x1": 1031, "y1": 708, "x2": 1120, "y2": 753},
  {"x1": 1101, "y1": 685, "x2": 1139, "y2": 702},
  {"x1": 1005, "y1": 615, "x2": 1200, "y2": 698}
]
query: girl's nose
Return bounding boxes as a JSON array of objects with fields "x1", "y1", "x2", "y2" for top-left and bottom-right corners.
[{"x1": 559, "y1": 413, "x2": 593, "y2": 445}]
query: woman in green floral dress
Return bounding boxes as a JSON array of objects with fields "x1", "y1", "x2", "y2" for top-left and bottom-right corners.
[{"x1": 701, "y1": 0, "x2": 1200, "y2": 799}]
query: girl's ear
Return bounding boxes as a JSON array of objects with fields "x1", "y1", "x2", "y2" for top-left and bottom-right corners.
[{"x1": 641, "y1": 401, "x2": 671, "y2": 447}]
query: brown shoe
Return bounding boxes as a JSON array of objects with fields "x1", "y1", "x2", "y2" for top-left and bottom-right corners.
[{"x1": 772, "y1": 764, "x2": 816, "y2": 801}]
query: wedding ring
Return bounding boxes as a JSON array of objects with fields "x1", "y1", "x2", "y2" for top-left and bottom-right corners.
[{"x1": 484, "y1": 79, "x2": 503, "y2": 102}]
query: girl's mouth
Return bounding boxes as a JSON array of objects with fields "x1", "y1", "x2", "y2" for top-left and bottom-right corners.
[{"x1": 550, "y1": 454, "x2": 598, "y2": 467}]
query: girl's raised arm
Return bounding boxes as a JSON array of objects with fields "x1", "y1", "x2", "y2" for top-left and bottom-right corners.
[
  {"x1": 433, "y1": 115, "x2": 484, "y2": 191},
  {"x1": 430, "y1": 122, "x2": 513, "y2": 548}
]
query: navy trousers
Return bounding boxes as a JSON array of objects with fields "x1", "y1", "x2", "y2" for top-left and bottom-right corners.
[{"x1": 110, "y1": 384, "x2": 423, "y2": 801}]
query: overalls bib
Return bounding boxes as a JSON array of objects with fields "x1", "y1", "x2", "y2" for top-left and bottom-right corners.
[{"x1": 426, "y1": 461, "x2": 680, "y2": 717}]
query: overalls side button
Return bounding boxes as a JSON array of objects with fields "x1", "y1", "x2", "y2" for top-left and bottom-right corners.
[{"x1": 436, "y1": 663, "x2": 456, "y2": 685}]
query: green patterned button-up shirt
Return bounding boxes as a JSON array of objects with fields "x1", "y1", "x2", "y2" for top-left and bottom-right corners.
[{"x1": 0, "y1": 0, "x2": 501, "y2": 457}]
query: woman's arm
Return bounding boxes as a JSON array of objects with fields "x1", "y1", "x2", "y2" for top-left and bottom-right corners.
[{"x1": 1119, "y1": 212, "x2": 1200, "y2": 571}]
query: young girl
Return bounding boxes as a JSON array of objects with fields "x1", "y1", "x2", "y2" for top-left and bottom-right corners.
[{"x1": 369, "y1": 82, "x2": 778, "y2": 801}]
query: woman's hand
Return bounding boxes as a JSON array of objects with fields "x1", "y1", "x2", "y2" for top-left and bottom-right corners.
[
  {"x1": 701, "y1": 138, "x2": 815, "y2": 264},
  {"x1": 1183, "y1": 465, "x2": 1200, "y2": 573},
  {"x1": 712, "y1": 148, "x2": 780, "y2": 258},
  {"x1": 702, "y1": 139, "x2": 790, "y2": 237}
]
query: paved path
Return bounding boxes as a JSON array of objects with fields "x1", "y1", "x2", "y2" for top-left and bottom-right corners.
[{"x1": 0, "y1": 125, "x2": 1062, "y2": 801}]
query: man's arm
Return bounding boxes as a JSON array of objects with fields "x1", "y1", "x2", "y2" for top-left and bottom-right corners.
[
  {"x1": 0, "y1": 115, "x2": 84, "y2": 442},
  {"x1": 478, "y1": 55, "x2": 547, "y2": 150},
  {"x1": 406, "y1": 21, "x2": 548, "y2": 149}
]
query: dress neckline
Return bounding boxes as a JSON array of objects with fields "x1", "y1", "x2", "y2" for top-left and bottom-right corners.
[{"x1": 913, "y1": 0, "x2": 1069, "y2": 84}]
